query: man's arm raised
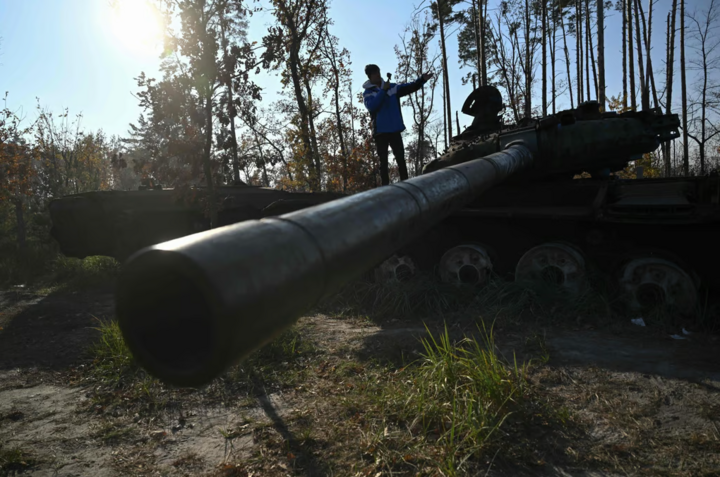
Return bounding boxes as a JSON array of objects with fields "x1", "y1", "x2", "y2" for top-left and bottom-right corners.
[{"x1": 397, "y1": 72, "x2": 433, "y2": 98}]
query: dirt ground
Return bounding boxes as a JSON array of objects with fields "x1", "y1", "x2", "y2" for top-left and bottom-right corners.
[{"x1": 0, "y1": 286, "x2": 719, "y2": 476}]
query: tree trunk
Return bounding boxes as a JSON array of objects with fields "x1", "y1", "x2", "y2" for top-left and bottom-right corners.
[
  {"x1": 442, "y1": 85, "x2": 448, "y2": 151},
  {"x1": 481, "y1": 0, "x2": 488, "y2": 86},
  {"x1": 474, "y1": 0, "x2": 483, "y2": 84},
  {"x1": 640, "y1": 0, "x2": 659, "y2": 108},
  {"x1": 576, "y1": 0, "x2": 583, "y2": 105},
  {"x1": 327, "y1": 42, "x2": 349, "y2": 165},
  {"x1": 695, "y1": 2, "x2": 712, "y2": 176},
  {"x1": 561, "y1": 11, "x2": 575, "y2": 109},
  {"x1": 228, "y1": 92, "x2": 241, "y2": 183},
  {"x1": 437, "y1": 3, "x2": 452, "y2": 141},
  {"x1": 680, "y1": 0, "x2": 689, "y2": 175},
  {"x1": 664, "y1": 0, "x2": 678, "y2": 176},
  {"x1": 220, "y1": 22, "x2": 241, "y2": 184},
  {"x1": 634, "y1": 0, "x2": 648, "y2": 110},
  {"x1": 628, "y1": 0, "x2": 636, "y2": 109},
  {"x1": 333, "y1": 80, "x2": 349, "y2": 190},
  {"x1": 622, "y1": 0, "x2": 628, "y2": 108},
  {"x1": 349, "y1": 82, "x2": 356, "y2": 151},
  {"x1": 587, "y1": 0, "x2": 598, "y2": 100},
  {"x1": 597, "y1": 0, "x2": 606, "y2": 110},
  {"x1": 542, "y1": 0, "x2": 548, "y2": 116},
  {"x1": 525, "y1": 0, "x2": 532, "y2": 118},
  {"x1": 303, "y1": 78, "x2": 322, "y2": 186},
  {"x1": 254, "y1": 135, "x2": 271, "y2": 187},
  {"x1": 585, "y1": 0, "x2": 591, "y2": 101},
  {"x1": 203, "y1": 92, "x2": 218, "y2": 227},
  {"x1": 286, "y1": 23, "x2": 317, "y2": 190},
  {"x1": 551, "y1": 6, "x2": 557, "y2": 114},
  {"x1": 14, "y1": 199, "x2": 26, "y2": 251}
]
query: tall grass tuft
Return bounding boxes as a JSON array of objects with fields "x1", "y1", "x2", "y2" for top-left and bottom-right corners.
[
  {"x1": 371, "y1": 321, "x2": 534, "y2": 475},
  {"x1": 89, "y1": 317, "x2": 138, "y2": 384}
]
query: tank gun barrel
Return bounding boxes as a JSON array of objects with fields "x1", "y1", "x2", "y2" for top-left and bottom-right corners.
[{"x1": 116, "y1": 144, "x2": 533, "y2": 387}]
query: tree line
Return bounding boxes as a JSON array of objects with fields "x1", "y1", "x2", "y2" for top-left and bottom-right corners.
[{"x1": 1, "y1": 0, "x2": 719, "y2": 251}]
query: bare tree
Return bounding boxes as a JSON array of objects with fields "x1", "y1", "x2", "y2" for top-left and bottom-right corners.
[
  {"x1": 396, "y1": 12, "x2": 441, "y2": 176},
  {"x1": 524, "y1": 0, "x2": 532, "y2": 118},
  {"x1": 633, "y1": 0, "x2": 648, "y2": 109},
  {"x1": 551, "y1": 3, "x2": 558, "y2": 113},
  {"x1": 680, "y1": 0, "x2": 689, "y2": 174},
  {"x1": 560, "y1": 6, "x2": 575, "y2": 109},
  {"x1": 686, "y1": 0, "x2": 720, "y2": 175},
  {"x1": 576, "y1": 0, "x2": 584, "y2": 104},
  {"x1": 598, "y1": 0, "x2": 606, "y2": 109},
  {"x1": 622, "y1": 0, "x2": 628, "y2": 108},
  {"x1": 628, "y1": 0, "x2": 637, "y2": 109},
  {"x1": 431, "y1": 0, "x2": 456, "y2": 144},
  {"x1": 639, "y1": 0, "x2": 659, "y2": 108},
  {"x1": 542, "y1": 0, "x2": 548, "y2": 116},
  {"x1": 664, "y1": 0, "x2": 678, "y2": 175}
]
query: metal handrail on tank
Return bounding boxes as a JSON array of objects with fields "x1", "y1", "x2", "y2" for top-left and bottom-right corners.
[{"x1": 116, "y1": 143, "x2": 534, "y2": 387}]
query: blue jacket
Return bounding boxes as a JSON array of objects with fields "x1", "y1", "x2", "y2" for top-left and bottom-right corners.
[{"x1": 363, "y1": 76, "x2": 427, "y2": 136}]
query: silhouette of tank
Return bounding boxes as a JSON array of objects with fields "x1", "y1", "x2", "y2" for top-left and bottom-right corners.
[
  {"x1": 107, "y1": 87, "x2": 709, "y2": 387},
  {"x1": 49, "y1": 182, "x2": 345, "y2": 261}
]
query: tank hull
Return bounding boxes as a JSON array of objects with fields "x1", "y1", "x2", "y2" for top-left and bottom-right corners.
[
  {"x1": 49, "y1": 186, "x2": 345, "y2": 260},
  {"x1": 396, "y1": 175, "x2": 720, "y2": 313}
]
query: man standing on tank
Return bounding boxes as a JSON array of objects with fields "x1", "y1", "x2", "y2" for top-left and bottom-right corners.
[{"x1": 363, "y1": 64, "x2": 433, "y2": 186}]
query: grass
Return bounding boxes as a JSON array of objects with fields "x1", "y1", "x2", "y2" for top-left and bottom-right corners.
[
  {"x1": 347, "y1": 321, "x2": 557, "y2": 476},
  {"x1": 321, "y1": 271, "x2": 613, "y2": 328},
  {"x1": 319, "y1": 272, "x2": 479, "y2": 321},
  {"x1": 49, "y1": 255, "x2": 120, "y2": 289},
  {"x1": 0, "y1": 241, "x2": 119, "y2": 290},
  {"x1": 0, "y1": 445, "x2": 36, "y2": 473},
  {"x1": 75, "y1": 266, "x2": 717, "y2": 475},
  {"x1": 89, "y1": 317, "x2": 317, "y2": 400}
]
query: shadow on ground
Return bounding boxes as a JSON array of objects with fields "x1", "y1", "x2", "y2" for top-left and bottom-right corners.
[
  {"x1": 0, "y1": 286, "x2": 115, "y2": 372},
  {"x1": 353, "y1": 313, "x2": 720, "y2": 386},
  {"x1": 345, "y1": 314, "x2": 720, "y2": 475}
]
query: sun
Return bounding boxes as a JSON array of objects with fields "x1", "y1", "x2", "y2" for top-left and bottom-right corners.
[{"x1": 108, "y1": 0, "x2": 164, "y2": 56}]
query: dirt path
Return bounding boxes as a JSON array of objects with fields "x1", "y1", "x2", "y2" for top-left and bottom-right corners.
[{"x1": 0, "y1": 288, "x2": 718, "y2": 476}]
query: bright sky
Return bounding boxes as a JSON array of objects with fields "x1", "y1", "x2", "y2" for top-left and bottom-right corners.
[{"x1": 0, "y1": 0, "x2": 683, "y2": 139}]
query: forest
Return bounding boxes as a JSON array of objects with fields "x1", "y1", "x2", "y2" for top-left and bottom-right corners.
[{"x1": 1, "y1": 0, "x2": 719, "y2": 270}]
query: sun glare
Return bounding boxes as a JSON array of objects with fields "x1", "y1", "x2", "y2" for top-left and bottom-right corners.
[{"x1": 108, "y1": 0, "x2": 164, "y2": 56}]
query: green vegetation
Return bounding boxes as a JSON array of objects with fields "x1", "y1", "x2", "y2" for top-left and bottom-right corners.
[
  {"x1": 89, "y1": 317, "x2": 316, "y2": 396},
  {"x1": 89, "y1": 318, "x2": 136, "y2": 384},
  {"x1": 0, "y1": 238, "x2": 119, "y2": 290},
  {"x1": 357, "y1": 322, "x2": 539, "y2": 475},
  {"x1": 0, "y1": 445, "x2": 36, "y2": 473},
  {"x1": 323, "y1": 271, "x2": 612, "y2": 326}
]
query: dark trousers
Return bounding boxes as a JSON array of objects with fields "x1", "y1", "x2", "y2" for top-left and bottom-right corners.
[{"x1": 374, "y1": 132, "x2": 408, "y2": 185}]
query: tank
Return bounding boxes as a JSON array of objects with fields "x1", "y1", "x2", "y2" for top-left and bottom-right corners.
[
  {"x1": 49, "y1": 183, "x2": 345, "y2": 261},
  {"x1": 111, "y1": 95, "x2": 689, "y2": 387},
  {"x1": 393, "y1": 90, "x2": 718, "y2": 322}
]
